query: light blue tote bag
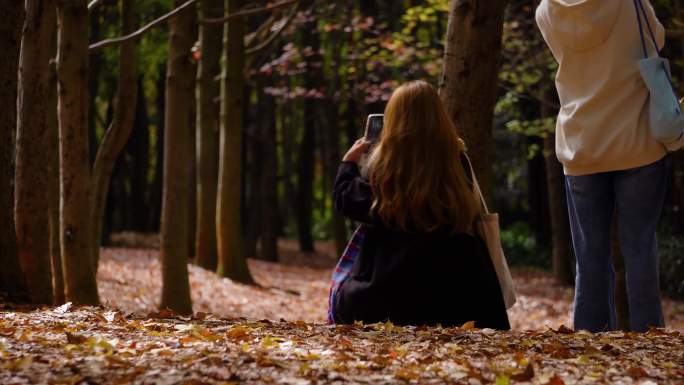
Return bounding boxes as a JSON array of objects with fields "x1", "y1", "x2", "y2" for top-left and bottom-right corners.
[{"x1": 634, "y1": 0, "x2": 684, "y2": 151}]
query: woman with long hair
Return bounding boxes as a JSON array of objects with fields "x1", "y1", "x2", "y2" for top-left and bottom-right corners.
[{"x1": 331, "y1": 80, "x2": 510, "y2": 329}]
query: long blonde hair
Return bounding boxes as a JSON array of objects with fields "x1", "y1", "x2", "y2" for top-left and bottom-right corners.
[{"x1": 368, "y1": 80, "x2": 480, "y2": 234}]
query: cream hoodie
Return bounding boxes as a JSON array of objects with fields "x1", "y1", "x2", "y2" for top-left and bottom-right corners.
[{"x1": 536, "y1": 0, "x2": 667, "y2": 176}]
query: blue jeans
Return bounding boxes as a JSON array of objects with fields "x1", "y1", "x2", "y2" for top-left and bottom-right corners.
[{"x1": 565, "y1": 156, "x2": 670, "y2": 332}]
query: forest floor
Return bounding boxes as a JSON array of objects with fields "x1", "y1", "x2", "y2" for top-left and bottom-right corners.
[
  {"x1": 96, "y1": 238, "x2": 684, "y2": 331},
  {"x1": 1, "y1": 239, "x2": 683, "y2": 384}
]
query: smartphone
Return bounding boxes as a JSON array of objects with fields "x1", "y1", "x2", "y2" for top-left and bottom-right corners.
[{"x1": 364, "y1": 114, "x2": 384, "y2": 144}]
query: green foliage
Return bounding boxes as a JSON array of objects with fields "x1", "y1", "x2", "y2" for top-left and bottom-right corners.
[{"x1": 500, "y1": 222, "x2": 549, "y2": 268}]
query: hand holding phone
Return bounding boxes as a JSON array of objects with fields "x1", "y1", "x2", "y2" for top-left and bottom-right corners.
[{"x1": 343, "y1": 139, "x2": 371, "y2": 163}]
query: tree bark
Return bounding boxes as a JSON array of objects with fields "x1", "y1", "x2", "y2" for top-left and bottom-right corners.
[
  {"x1": 216, "y1": 0, "x2": 254, "y2": 283},
  {"x1": 325, "y1": 100, "x2": 347, "y2": 255},
  {"x1": 15, "y1": 0, "x2": 56, "y2": 305},
  {"x1": 149, "y1": 64, "x2": 166, "y2": 232},
  {"x1": 160, "y1": 0, "x2": 195, "y2": 314},
  {"x1": 195, "y1": 0, "x2": 223, "y2": 270},
  {"x1": 259, "y1": 80, "x2": 279, "y2": 262},
  {"x1": 128, "y1": 75, "x2": 151, "y2": 232},
  {"x1": 48, "y1": 57, "x2": 64, "y2": 305},
  {"x1": 88, "y1": 7, "x2": 102, "y2": 168},
  {"x1": 281, "y1": 100, "x2": 295, "y2": 234},
  {"x1": 0, "y1": 0, "x2": 29, "y2": 303},
  {"x1": 323, "y1": 31, "x2": 347, "y2": 255},
  {"x1": 91, "y1": 0, "x2": 139, "y2": 272},
  {"x1": 297, "y1": 1, "x2": 319, "y2": 253},
  {"x1": 528, "y1": 137, "x2": 551, "y2": 245},
  {"x1": 57, "y1": 0, "x2": 99, "y2": 305},
  {"x1": 544, "y1": 135, "x2": 574, "y2": 286},
  {"x1": 540, "y1": 87, "x2": 573, "y2": 286},
  {"x1": 245, "y1": 97, "x2": 263, "y2": 260},
  {"x1": 188, "y1": 66, "x2": 197, "y2": 260},
  {"x1": 439, "y1": 0, "x2": 508, "y2": 204}
]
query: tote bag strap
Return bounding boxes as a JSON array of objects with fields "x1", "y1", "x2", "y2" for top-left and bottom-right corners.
[
  {"x1": 634, "y1": 0, "x2": 661, "y2": 59},
  {"x1": 463, "y1": 153, "x2": 490, "y2": 215},
  {"x1": 634, "y1": 0, "x2": 680, "y2": 108}
]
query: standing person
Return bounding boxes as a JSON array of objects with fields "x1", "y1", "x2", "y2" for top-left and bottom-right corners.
[
  {"x1": 330, "y1": 81, "x2": 510, "y2": 330},
  {"x1": 536, "y1": 0, "x2": 670, "y2": 332}
]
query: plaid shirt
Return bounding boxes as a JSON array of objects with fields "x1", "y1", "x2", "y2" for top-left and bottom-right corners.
[{"x1": 327, "y1": 225, "x2": 367, "y2": 324}]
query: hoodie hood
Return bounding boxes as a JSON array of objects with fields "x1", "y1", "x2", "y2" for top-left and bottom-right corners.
[{"x1": 538, "y1": 0, "x2": 624, "y2": 51}]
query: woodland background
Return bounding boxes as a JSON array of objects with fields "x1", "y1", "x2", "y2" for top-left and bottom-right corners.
[{"x1": 0, "y1": 0, "x2": 683, "y2": 326}]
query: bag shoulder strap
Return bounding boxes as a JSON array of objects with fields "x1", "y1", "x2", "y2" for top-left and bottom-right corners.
[
  {"x1": 463, "y1": 153, "x2": 490, "y2": 215},
  {"x1": 634, "y1": 0, "x2": 661, "y2": 59}
]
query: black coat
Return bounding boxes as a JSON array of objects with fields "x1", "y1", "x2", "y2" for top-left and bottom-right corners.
[{"x1": 332, "y1": 161, "x2": 510, "y2": 330}]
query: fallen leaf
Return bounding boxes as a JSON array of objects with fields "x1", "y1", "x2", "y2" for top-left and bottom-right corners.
[
  {"x1": 65, "y1": 332, "x2": 88, "y2": 344},
  {"x1": 511, "y1": 363, "x2": 535, "y2": 382}
]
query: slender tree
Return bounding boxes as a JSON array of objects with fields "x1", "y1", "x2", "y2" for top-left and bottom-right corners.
[
  {"x1": 439, "y1": 0, "x2": 509, "y2": 202},
  {"x1": 544, "y1": 133, "x2": 574, "y2": 285},
  {"x1": 323, "y1": 29, "x2": 347, "y2": 255},
  {"x1": 216, "y1": 0, "x2": 254, "y2": 283},
  {"x1": 57, "y1": 0, "x2": 99, "y2": 305},
  {"x1": 91, "y1": 0, "x2": 139, "y2": 271},
  {"x1": 245, "y1": 105, "x2": 263, "y2": 260},
  {"x1": 296, "y1": 0, "x2": 320, "y2": 253},
  {"x1": 540, "y1": 88, "x2": 573, "y2": 286},
  {"x1": 0, "y1": 0, "x2": 29, "y2": 303},
  {"x1": 48, "y1": 57, "x2": 64, "y2": 305},
  {"x1": 128, "y1": 76, "x2": 151, "y2": 232},
  {"x1": 195, "y1": 0, "x2": 223, "y2": 270},
  {"x1": 15, "y1": 0, "x2": 57, "y2": 305},
  {"x1": 149, "y1": 64, "x2": 166, "y2": 232},
  {"x1": 258, "y1": 77, "x2": 279, "y2": 261},
  {"x1": 88, "y1": 7, "x2": 102, "y2": 167},
  {"x1": 160, "y1": 0, "x2": 195, "y2": 313}
]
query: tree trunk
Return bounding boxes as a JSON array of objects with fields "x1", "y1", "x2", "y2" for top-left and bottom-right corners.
[
  {"x1": 297, "y1": 109, "x2": 316, "y2": 252},
  {"x1": 259, "y1": 79, "x2": 279, "y2": 262},
  {"x1": 325, "y1": 100, "x2": 347, "y2": 255},
  {"x1": 323, "y1": 31, "x2": 347, "y2": 255},
  {"x1": 297, "y1": 2, "x2": 320, "y2": 253},
  {"x1": 216, "y1": 0, "x2": 253, "y2": 283},
  {"x1": 0, "y1": 0, "x2": 29, "y2": 303},
  {"x1": 281, "y1": 100, "x2": 295, "y2": 234},
  {"x1": 439, "y1": 0, "x2": 508, "y2": 204},
  {"x1": 15, "y1": 0, "x2": 56, "y2": 305},
  {"x1": 188, "y1": 71, "x2": 197, "y2": 260},
  {"x1": 194, "y1": 0, "x2": 223, "y2": 270},
  {"x1": 48, "y1": 56, "x2": 64, "y2": 305},
  {"x1": 160, "y1": 0, "x2": 195, "y2": 314},
  {"x1": 128, "y1": 75, "x2": 151, "y2": 232},
  {"x1": 91, "y1": 0, "x2": 139, "y2": 272},
  {"x1": 88, "y1": 7, "x2": 102, "y2": 168},
  {"x1": 56, "y1": 0, "x2": 99, "y2": 305},
  {"x1": 544, "y1": 135, "x2": 574, "y2": 286},
  {"x1": 528, "y1": 137, "x2": 551, "y2": 245},
  {"x1": 541, "y1": 87, "x2": 573, "y2": 286},
  {"x1": 149, "y1": 64, "x2": 166, "y2": 232},
  {"x1": 245, "y1": 99, "x2": 263, "y2": 260}
]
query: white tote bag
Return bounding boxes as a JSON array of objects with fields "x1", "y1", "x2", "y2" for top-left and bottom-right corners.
[{"x1": 464, "y1": 154, "x2": 517, "y2": 309}]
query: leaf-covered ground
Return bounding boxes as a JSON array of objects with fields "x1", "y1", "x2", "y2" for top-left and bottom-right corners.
[
  {"x1": 1, "y1": 241, "x2": 683, "y2": 384},
  {"x1": 1, "y1": 305, "x2": 683, "y2": 384},
  {"x1": 96, "y1": 241, "x2": 684, "y2": 331}
]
